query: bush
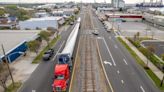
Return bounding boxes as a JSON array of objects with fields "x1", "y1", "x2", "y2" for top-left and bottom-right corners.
[{"x1": 128, "y1": 38, "x2": 141, "y2": 48}]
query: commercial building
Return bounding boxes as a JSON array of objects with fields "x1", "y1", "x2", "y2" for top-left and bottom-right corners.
[
  {"x1": 112, "y1": 0, "x2": 125, "y2": 8},
  {"x1": 19, "y1": 17, "x2": 65, "y2": 30},
  {"x1": 143, "y1": 13, "x2": 164, "y2": 27},
  {"x1": 52, "y1": 8, "x2": 77, "y2": 17},
  {"x1": 35, "y1": 12, "x2": 50, "y2": 18},
  {"x1": 0, "y1": 30, "x2": 40, "y2": 63},
  {"x1": 0, "y1": 16, "x2": 18, "y2": 29},
  {"x1": 106, "y1": 13, "x2": 143, "y2": 22}
]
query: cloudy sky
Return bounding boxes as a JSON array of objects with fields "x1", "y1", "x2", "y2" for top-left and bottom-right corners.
[{"x1": 0, "y1": 0, "x2": 162, "y2": 4}]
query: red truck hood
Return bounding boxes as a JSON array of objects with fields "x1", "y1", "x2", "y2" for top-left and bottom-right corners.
[
  {"x1": 53, "y1": 80, "x2": 66, "y2": 88},
  {"x1": 54, "y1": 64, "x2": 68, "y2": 75}
]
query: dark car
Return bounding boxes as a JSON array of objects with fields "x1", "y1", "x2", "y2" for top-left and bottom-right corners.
[{"x1": 43, "y1": 49, "x2": 54, "y2": 61}]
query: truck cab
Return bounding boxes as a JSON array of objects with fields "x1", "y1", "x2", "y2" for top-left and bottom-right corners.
[
  {"x1": 57, "y1": 53, "x2": 72, "y2": 70},
  {"x1": 52, "y1": 64, "x2": 69, "y2": 92}
]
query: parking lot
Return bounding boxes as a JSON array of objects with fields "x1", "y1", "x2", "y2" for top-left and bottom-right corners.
[
  {"x1": 113, "y1": 22, "x2": 164, "y2": 40},
  {"x1": 141, "y1": 41, "x2": 164, "y2": 57}
]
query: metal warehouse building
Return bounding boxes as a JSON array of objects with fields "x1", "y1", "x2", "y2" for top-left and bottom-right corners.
[
  {"x1": 0, "y1": 30, "x2": 40, "y2": 63},
  {"x1": 19, "y1": 17, "x2": 65, "y2": 30}
]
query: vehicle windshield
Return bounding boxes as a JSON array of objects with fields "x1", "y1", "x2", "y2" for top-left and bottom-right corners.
[{"x1": 56, "y1": 75, "x2": 64, "y2": 80}]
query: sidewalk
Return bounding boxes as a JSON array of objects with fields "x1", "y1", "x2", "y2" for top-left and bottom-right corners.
[
  {"x1": 0, "y1": 25, "x2": 70, "y2": 92},
  {"x1": 121, "y1": 36, "x2": 164, "y2": 80}
]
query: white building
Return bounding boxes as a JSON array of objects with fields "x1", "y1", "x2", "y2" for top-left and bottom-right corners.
[
  {"x1": 52, "y1": 8, "x2": 76, "y2": 17},
  {"x1": 19, "y1": 17, "x2": 65, "y2": 30},
  {"x1": 112, "y1": 0, "x2": 125, "y2": 8},
  {"x1": 35, "y1": 12, "x2": 49, "y2": 18}
]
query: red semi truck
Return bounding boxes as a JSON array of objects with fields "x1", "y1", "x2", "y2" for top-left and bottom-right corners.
[{"x1": 52, "y1": 64, "x2": 70, "y2": 92}]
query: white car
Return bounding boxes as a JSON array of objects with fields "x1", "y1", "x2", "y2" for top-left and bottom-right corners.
[{"x1": 92, "y1": 30, "x2": 99, "y2": 35}]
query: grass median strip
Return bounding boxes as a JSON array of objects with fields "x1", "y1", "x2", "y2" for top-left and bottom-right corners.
[
  {"x1": 117, "y1": 37, "x2": 164, "y2": 90},
  {"x1": 32, "y1": 36, "x2": 60, "y2": 64},
  {"x1": 6, "y1": 82, "x2": 22, "y2": 92}
]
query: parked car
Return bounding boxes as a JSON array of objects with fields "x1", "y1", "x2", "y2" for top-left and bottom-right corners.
[
  {"x1": 92, "y1": 30, "x2": 99, "y2": 35},
  {"x1": 43, "y1": 49, "x2": 54, "y2": 61},
  {"x1": 107, "y1": 28, "x2": 111, "y2": 33},
  {"x1": 70, "y1": 22, "x2": 74, "y2": 25}
]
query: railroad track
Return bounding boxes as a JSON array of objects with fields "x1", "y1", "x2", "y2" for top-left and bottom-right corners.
[{"x1": 81, "y1": 8, "x2": 96, "y2": 92}]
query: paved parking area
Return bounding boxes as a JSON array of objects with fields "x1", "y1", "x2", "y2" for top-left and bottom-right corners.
[
  {"x1": 141, "y1": 41, "x2": 164, "y2": 57},
  {"x1": 113, "y1": 22, "x2": 164, "y2": 40}
]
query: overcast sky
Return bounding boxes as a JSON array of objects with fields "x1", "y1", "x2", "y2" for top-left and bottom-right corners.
[{"x1": 0, "y1": 0, "x2": 162, "y2": 4}]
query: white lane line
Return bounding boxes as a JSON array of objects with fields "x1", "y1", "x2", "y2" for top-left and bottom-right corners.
[
  {"x1": 32, "y1": 90, "x2": 36, "y2": 92},
  {"x1": 140, "y1": 86, "x2": 145, "y2": 92},
  {"x1": 123, "y1": 59, "x2": 128, "y2": 65},
  {"x1": 52, "y1": 41, "x2": 65, "y2": 61},
  {"x1": 102, "y1": 38, "x2": 116, "y2": 66},
  {"x1": 109, "y1": 36, "x2": 112, "y2": 39},
  {"x1": 114, "y1": 45, "x2": 118, "y2": 48},
  {"x1": 117, "y1": 70, "x2": 120, "y2": 74},
  {"x1": 121, "y1": 80, "x2": 124, "y2": 84},
  {"x1": 96, "y1": 39, "x2": 114, "y2": 92}
]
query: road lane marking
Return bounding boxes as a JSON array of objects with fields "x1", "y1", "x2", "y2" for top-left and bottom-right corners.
[
  {"x1": 32, "y1": 90, "x2": 36, "y2": 92},
  {"x1": 96, "y1": 39, "x2": 114, "y2": 92},
  {"x1": 117, "y1": 70, "x2": 120, "y2": 74},
  {"x1": 140, "y1": 86, "x2": 145, "y2": 92},
  {"x1": 52, "y1": 41, "x2": 65, "y2": 61},
  {"x1": 121, "y1": 80, "x2": 124, "y2": 84},
  {"x1": 114, "y1": 45, "x2": 118, "y2": 48},
  {"x1": 104, "y1": 61, "x2": 112, "y2": 66},
  {"x1": 123, "y1": 59, "x2": 128, "y2": 65},
  {"x1": 102, "y1": 38, "x2": 116, "y2": 66}
]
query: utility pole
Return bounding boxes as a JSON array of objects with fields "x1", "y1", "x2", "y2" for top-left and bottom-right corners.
[{"x1": 1, "y1": 44, "x2": 15, "y2": 87}]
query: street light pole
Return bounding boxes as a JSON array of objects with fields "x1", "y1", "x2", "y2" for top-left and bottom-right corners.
[{"x1": 1, "y1": 44, "x2": 15, "y2": 87}]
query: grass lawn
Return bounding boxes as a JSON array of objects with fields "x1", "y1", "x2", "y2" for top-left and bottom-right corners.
[
  {"x1": 32, "y1": 36, "x2": 60, "y2": 64},
  {"x1": 117, "y1": 37, "x2": 164, "y2": 90},
  {"x1": 6, "y1": 82, "x2": 22, "y2": 92}
]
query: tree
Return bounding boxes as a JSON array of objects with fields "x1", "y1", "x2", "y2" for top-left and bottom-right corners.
[
  {"x1": 145, "y1": 45, "x2": 155, "y2": 67},
  {"x1": 5, "y1": 5, "x2": 30, "y2": 21},
  {"x1": 0, "y1": 9, "x2": 6, "y2": 16},
  {"x1": 136, "y1": 32, "x2": 140, "y2": 40},
  {"x1": 139, "y1": 47, "x2": 153, "y2": 68},
  {"x1": 133, "y1": 34, "x2": 137, "y2": 41},
  {"x1": 161, "y1": 54, "x2": 164, "y2": 61},
  {"x1": 0, "y1": 62, "x2": 9, "y2": 91},
  {"x1": 26, "y1": 40, "x2": 40, "y2": 55},
  {"x1": 39, "y1": 31, "x2": 51, "y2": 46},
  {"x1": 147, "y1": 45, "x2": 155, "y2": 54}
]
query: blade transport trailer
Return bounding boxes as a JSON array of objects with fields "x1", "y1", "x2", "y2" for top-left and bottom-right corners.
[{"x1": 52, "y1": 17, "x2": 81, "y2": 92}]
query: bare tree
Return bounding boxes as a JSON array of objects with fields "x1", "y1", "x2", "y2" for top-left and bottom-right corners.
[
  {"x1": 26, "y1": 40, "x2": 40, "y2": 55},
  {"x1": 0, "y1": 62, "x2": 9, "y2": 91}
]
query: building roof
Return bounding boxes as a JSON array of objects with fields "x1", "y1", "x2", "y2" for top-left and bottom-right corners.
[
  {"x1": 106, "y1": 13, "x2": 142, "y2": 16},
  {"x1": 0, "y1": 30, "x2": 40, "y2": 58},
  {"x1": 154, "y1": 15, "x2": 164, "y2": 19},
  {"x1": 25, "y1": 17, "x2": 63, "y2": 22}
]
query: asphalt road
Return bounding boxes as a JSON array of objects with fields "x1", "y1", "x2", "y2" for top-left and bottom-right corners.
[
  {"x1": 18, "y1": 23, "x2": 77, "y2": 92},
  {"x1": 91, "y1": 9, "x2": 160, "y2": 92}
]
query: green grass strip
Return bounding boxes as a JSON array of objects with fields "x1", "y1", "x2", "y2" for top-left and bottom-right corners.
[
  {"x1": 32, "y1": 36, "x2": 60, "y2": 64},
  {"x1": 117, "y1": 37, "x2": 164, "y2": 90},
  {"x1": 6, "y1": 82, "x2": 22, "y2": 92}
]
